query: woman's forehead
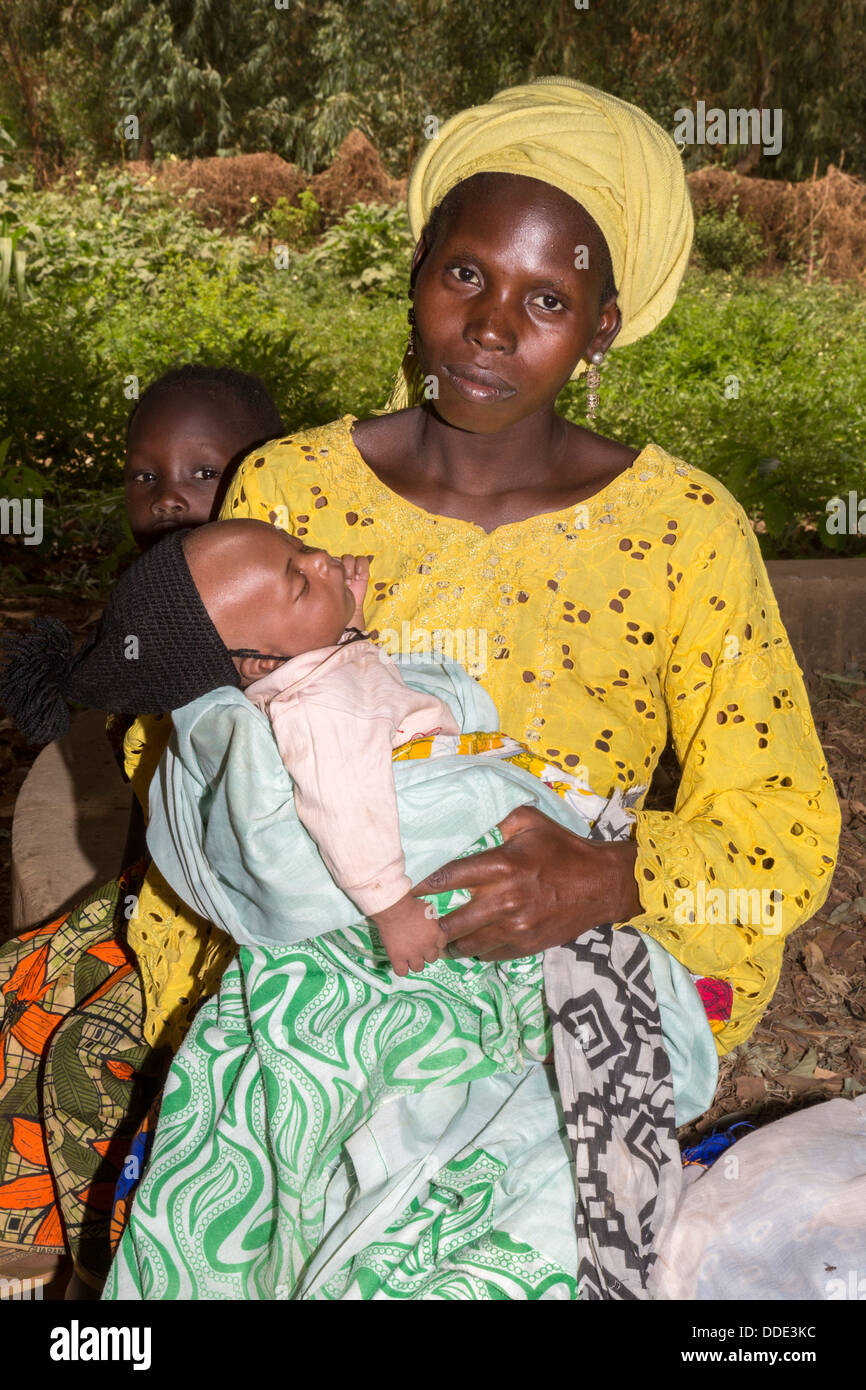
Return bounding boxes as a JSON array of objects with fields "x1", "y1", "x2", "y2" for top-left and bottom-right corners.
[
  {"x1": 439, "y1": 173, "x2": 596, "y2": 233},
  {"x1": 431, "y1": 175, "x2": 606, "y2": 266}
]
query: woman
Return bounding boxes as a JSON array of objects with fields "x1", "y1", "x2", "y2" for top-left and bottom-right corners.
[{"x1": 103, "y1": 79, "x2": 839, "y2": 1300}]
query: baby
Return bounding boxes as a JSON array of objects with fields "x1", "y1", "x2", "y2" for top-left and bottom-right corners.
[
  {"x1": 183, "y1": 519, "x2": 455, "y2": 975},
  {"x1": 1, "y1": 518, "x2": 457, "y2": 975}
]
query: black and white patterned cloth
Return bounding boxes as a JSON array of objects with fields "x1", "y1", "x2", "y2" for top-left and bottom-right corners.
[{"x1": 545, "y1": 925, "x2": 682, "y2": 1299}]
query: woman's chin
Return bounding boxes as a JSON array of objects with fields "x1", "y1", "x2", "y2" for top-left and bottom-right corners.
[{"x1": 425, "y1": 393, "x2": 522, "y2": 435}]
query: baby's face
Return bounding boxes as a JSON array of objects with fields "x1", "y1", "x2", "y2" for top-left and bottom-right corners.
[{"x1": 185, "y1": 520, "x2": 356, "y2": 673}]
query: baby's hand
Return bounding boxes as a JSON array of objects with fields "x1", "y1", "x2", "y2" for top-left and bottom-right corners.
[
  {"x1": 341, "y1": 554, "x2": 370, "y2": 629},
  {"x1": 370, "y1": 893, "x2": 444, "y2": 977}
]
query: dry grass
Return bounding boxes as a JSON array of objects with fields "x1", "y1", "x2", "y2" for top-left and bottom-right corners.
[
  {"x1": 688, "y1": 164, "x2": 866, "y2": 284},
  {"x1": 124, "y1": 132, "x2": 406, "y2": 233}
]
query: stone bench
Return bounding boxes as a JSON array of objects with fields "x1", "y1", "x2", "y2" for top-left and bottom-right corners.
[{"x1": 8, "y1": 708, "x2": 130, "y2": 938}]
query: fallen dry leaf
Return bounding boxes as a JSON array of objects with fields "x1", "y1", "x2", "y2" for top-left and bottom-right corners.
[
  {"x1": 735, "y1": 1075, "x2": 766, "y2": 1103},
  {"x1": 772, "y1": 1071, "x2": 843, "y2": 1095},
  {"x1": 789, "y1": 1045, "x2": 818, "y2": 1076},
  {"x1": 827, "y1": 901, "x2": 857, "y2": 924},
  {"x1": 802, "y1": 940, "x2": 851, "y2": 1000}
]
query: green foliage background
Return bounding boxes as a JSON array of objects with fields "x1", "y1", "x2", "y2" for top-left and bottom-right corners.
[
  {"x1": 0, "y1": 1, "x2": 864, "y2": 592},
  {"x1": 1, "y1": 0, "x2": 864, "y2": 180},
  {"x1": 0, "y1": 170, "x2": 863, "y2": 596}
]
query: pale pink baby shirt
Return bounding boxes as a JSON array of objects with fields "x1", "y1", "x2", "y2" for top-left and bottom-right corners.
[{"x1": 244, "y1": 637, "x2": 460, "y2": 916}]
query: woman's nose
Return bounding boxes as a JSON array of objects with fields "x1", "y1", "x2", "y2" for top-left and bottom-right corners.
[{"x1": 464, "y1": 306, "x2": 516, "y2": 354}]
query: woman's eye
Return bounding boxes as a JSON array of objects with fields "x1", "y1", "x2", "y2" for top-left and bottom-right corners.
[
  {"x1": 448, "y1": 265, "x2": 480, "y2": 285},
  {"x1": 532, "y1": 292, "x2": 564, "y2": 312}
]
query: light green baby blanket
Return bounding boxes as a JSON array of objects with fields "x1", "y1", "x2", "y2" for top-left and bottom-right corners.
[{"x1": 145, "y1": 656, "x2": 594, "y2": 950}]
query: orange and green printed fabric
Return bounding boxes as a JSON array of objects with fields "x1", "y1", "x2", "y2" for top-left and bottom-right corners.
[{"x1": 0, "y1": 863, "x2": 167, "y2": 1285}]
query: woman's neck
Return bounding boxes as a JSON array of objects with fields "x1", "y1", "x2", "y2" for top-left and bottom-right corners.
[
  {"x1": 409, "y1": 404, "x2": 570, "y2": 497},
  {"x1": 350, "y1": 404, "x2": 638, "y2": 533}
]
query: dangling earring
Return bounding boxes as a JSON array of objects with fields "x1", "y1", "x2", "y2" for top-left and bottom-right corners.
[
  {"x1": 585, "y1": 350, "x2": 604, "y2": 424},
  {"x1": 406, "y1": 304, "x2": 417, "y2": 357}
]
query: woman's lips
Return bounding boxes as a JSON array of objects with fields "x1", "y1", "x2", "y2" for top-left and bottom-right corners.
[{"x1": 442, "y1": 362, "x2": 516, "y2": 402}]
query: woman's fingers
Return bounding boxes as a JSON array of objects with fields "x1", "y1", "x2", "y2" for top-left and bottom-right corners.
[
  {"x1": 444, "y1": 922, "x2": 529, "y2": 962},
  {"x1": 411, "y1": 845, "x2": 509, "y2": 897},
  {"x1": 432, "y1": 886, "x2": 508, "y2": 940},
  {"x1": 496, "y1": 804, "x2": 543, "y2": 839}
]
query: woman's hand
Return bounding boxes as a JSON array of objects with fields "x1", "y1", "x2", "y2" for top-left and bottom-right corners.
[{"x1": 411, "y1": 805, "x2": 641, "y2": 961}]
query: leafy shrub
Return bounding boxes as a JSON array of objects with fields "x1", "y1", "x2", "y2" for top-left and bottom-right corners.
[
  {"x1": 559, "y1": 267, "x2": 866, "y2": 556},
  {"x1": 300, "y1": 202, "x2": 413, "y2": 296},
  {"x1": 693, "y1": 201, "x2": 765, "y2": 273},
  {"x1": 265, "y1": 189, "x2": 322, "y2": 249},
  {"x1": 0, "y1": 169, "x2": 257, "y2": 297}
]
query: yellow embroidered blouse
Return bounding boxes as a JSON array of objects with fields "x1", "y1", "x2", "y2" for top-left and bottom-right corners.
[{"x1": 125, "y1": 414, "x2": 839, "y2": 1054}]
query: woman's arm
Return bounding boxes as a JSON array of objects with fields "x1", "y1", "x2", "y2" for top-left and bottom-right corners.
[{"x1": 625, "y1": 509, "x2": 840, "y2": 1030}]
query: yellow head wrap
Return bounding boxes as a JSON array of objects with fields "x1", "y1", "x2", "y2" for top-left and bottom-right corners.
[{"x1": 382, "y1": 76, "x2": 693, "y2": 412}]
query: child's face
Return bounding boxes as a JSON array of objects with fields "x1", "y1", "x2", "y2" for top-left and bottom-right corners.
[
  {"x1": 125, "y1": 396, "x2": 255, "y2": 549},
  {"x1": 184, "y1": 520, "x2": 357, "y2": 680}
]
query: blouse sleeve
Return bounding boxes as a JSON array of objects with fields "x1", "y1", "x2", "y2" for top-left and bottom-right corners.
[{"x1": 628, "y1": 503, "x2": 841, "y2": 1047}]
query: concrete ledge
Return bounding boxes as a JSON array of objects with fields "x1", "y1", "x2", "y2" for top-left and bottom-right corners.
[
  {"x1": 766, "y1": 558, "x2": 866, "y2": 675},
  {"x1": 9, "y1": 709, "x2": 130, "y2": 938}
]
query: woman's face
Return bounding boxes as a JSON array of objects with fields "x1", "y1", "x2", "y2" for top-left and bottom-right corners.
[{"x1": 411, "y1": 175, "x2": 621, "y2": 434}]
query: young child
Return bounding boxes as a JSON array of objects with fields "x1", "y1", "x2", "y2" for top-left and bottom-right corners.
[
  {"x1": 0, "y1": 367, "x2": 285, "y2": 1299},
  {"x1": 115, "y1": 364, "x2": 286, "y2": 860},
  {"x1": 123, "y1": 364, "x2": 286, "y2": 549},
  {"x1": 1, "y1": 520, "x2": 469, "y2": 974}
]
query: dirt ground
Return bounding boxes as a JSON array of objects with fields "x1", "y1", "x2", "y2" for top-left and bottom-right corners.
[{"x1": 1, "y1": 593, "x2": 865, "y2": 1137}]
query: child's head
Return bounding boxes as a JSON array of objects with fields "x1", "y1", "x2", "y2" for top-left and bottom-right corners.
[
  {"x1": 183, "y1": 521, "x2": 356, "y2": 686},
  {"x1": 0, "y1": 521, "x2": 358, "y2": 744},
  {"x1": 125, "y1": 366, "x2": 285, "y2": 550}
]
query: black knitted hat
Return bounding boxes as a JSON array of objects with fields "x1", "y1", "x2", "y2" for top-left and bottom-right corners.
[{"x1": 0, "y1": 529, "x2": 241, "y2": 744}]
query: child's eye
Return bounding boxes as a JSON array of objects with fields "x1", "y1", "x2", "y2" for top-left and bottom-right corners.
[
  {"x1": 531, "y1": 292, "x2": 565, "y2": 312},
  {"x1": 127, "y1": 471, "x2": 157, "y2": 484},
  {"x1": 193, "y1": 467, "x2": 221, "y2": 481}
]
